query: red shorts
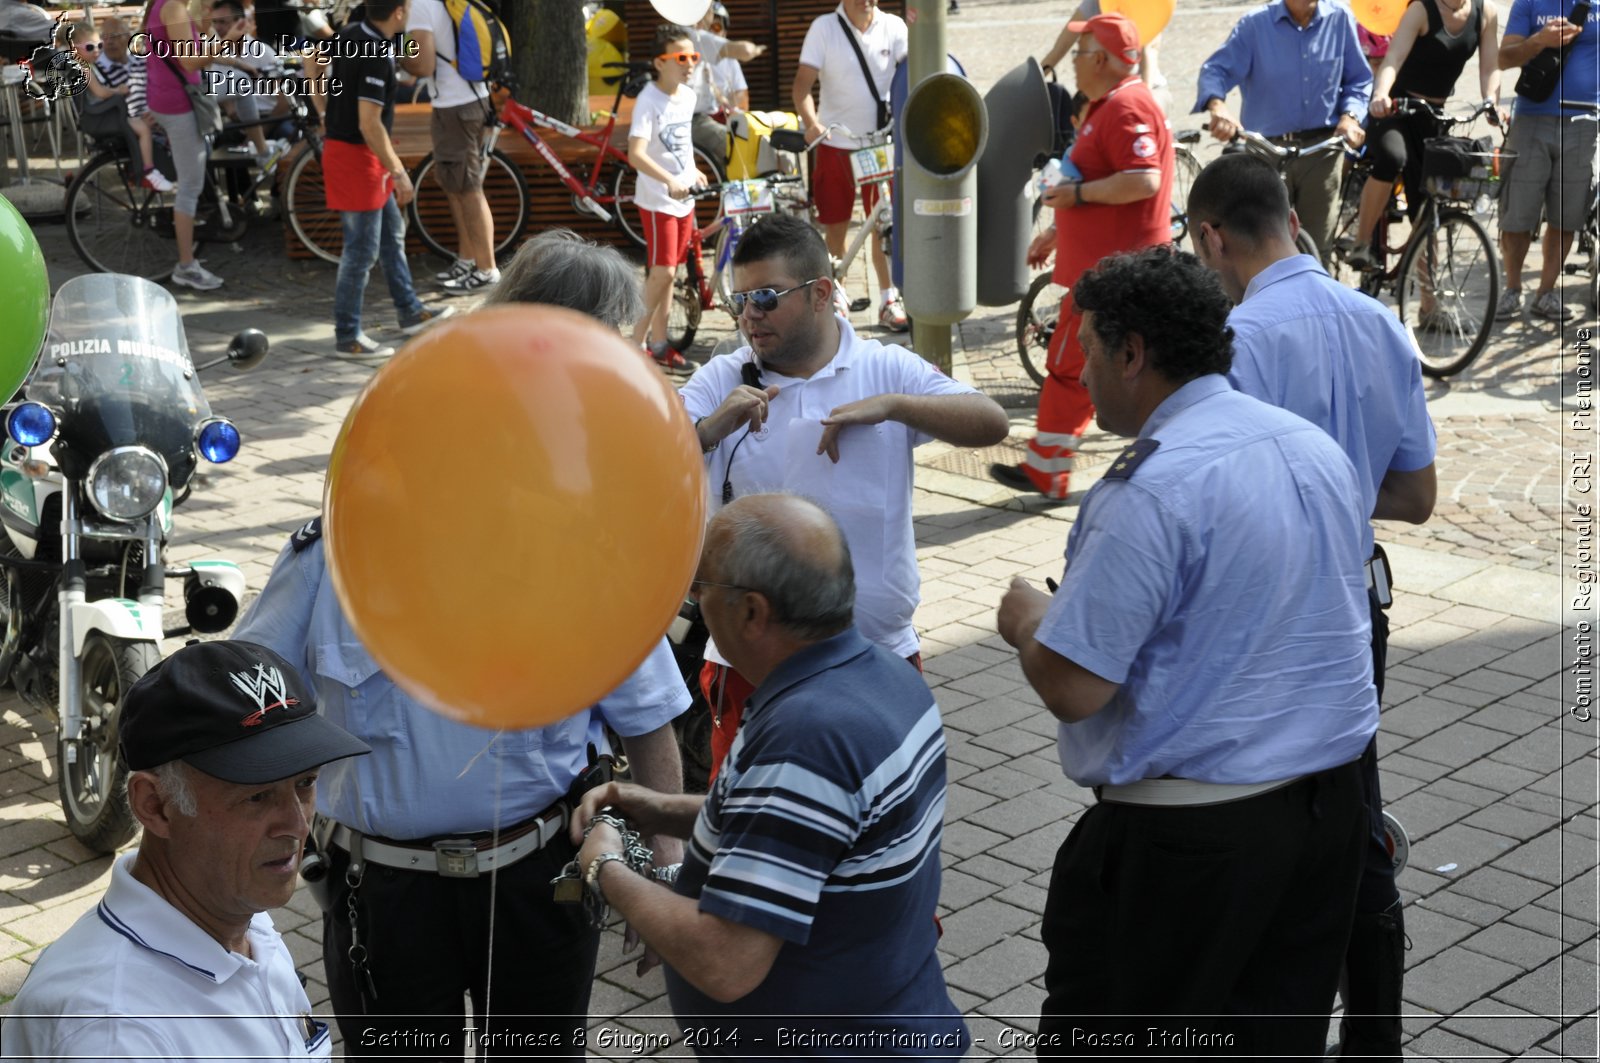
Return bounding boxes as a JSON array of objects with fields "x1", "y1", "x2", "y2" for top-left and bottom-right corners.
[
  {"x1": 812, "y1": 143, "x2": 885, "y2": 226},
  {"x1": 639, "y1": 208, "x2": 695, "y2": 268}
]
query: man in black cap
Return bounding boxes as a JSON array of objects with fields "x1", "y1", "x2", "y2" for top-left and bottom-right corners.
[{"x1": 1, "y1": 640, "x2": 368, "y2": 1061}]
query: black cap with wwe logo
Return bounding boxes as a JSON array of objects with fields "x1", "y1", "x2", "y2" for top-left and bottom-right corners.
[{"x1": 120, "y1": 640, "x2": 370, "y2": 784}]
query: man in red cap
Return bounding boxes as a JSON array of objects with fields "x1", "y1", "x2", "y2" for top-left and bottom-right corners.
[{"x1": 990, "y1": 12, "x2": 1174, "y2": 501}]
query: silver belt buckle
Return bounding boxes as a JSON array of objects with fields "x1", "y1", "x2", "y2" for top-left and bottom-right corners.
[{"x1": 433, "y1": 839, "x2": 480, "y2": 878}]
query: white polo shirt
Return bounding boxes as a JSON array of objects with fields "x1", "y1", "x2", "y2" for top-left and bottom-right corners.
[
  {"x1": 679, "y1": 318, "x2": 975, "y2": 660},
  {"x1": 797, "y1": 4, "x2": 908, "y2": 149},
  {"x1": 2, "y1": 853, "x2": 331, "y2": 1061}
]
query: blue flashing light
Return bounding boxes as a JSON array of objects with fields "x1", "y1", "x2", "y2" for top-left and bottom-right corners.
[
  {"x1": 196, "y1": 419, "x2": 241, "y2": 464},
  {"x1": 7, "y1": 403, "x2": 55, "y2": 447}
]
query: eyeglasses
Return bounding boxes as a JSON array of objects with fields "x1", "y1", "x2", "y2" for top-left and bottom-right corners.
[
  {"x1": 658, "y1": 51, "x2": 701, "y2": 65},
  {"x1": 1070, "y1": 47, "x2": 1102, "y2": 60},
  {"x1": 729, "y1": 278, "x2": 820, "y2": 315},
  {"x1": 687, "y1": 578, "x2": 754, "y2": 603},
  {"x1": 77, "y1": 42, "x2": 101, "y2": 52}
]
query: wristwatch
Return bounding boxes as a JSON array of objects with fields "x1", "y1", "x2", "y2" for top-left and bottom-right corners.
[{"x1": 585, "y1": 850, "x2": 630, "y2": 904}]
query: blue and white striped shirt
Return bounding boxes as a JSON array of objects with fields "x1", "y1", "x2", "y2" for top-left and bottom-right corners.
[{"x1": 667, "y1": 628, "x2": 969, "y2": 1056}]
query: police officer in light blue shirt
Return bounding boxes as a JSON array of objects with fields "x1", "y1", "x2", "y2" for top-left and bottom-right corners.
[
  {"x1": 1194, "y1": 0, "x2": 1372, "y2": 256},
  {"x1": 1187, "y1": 152, "x2": 1435, "y2": 1063},
  {"x1": 236, "y1": 518, "x2": 689, "y2": 1058},
  {"x1": 997, "y1": 246, "x2": 1377, "y2": 1060}
]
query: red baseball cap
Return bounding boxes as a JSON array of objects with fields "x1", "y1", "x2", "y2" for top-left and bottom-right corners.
[{"x1": 1067, "y1": 12, "x2": 1141, "y2": 66}]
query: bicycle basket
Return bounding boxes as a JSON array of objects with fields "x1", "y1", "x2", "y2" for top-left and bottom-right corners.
[{"x1": 1422, "y1": 136, "x2": 1511, "y2": 202}]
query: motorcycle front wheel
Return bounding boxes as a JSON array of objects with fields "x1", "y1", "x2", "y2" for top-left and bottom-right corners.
[{"x1": 58, "y1": 634, "x2": 158, "y2": 853}]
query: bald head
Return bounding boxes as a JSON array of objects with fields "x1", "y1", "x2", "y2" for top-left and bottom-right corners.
[{"x1": 704, "y1": 494, "x2": 854, "y2": 641}]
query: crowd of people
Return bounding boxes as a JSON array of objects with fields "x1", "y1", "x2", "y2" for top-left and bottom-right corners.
[{"x1": 0, "y1": 0, "x2": 1594, "y2": 1057}]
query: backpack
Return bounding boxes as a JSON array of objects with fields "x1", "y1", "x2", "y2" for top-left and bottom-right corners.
[{"x1": 442, "y1": 0, "x2": 513, "y2": 86}]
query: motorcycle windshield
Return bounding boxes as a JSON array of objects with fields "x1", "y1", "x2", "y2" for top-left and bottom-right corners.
[{"x1": 27, "y1": 274, "x2": 211, "y2": 487}]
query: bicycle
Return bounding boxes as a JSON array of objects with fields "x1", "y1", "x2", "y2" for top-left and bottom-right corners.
[
  {"x1": 666, "y1": 172, "x2": 807, "y2": 353},
  {"x1": 405, "y1": 62, "x2": 721, "y2": 261},
  {"x1": 1226, "y1": 127, "x2": 1348, "y2": 262},
  {"x1": 1329, "y1": 99, "x2": 1507, "y2": 378},
  {"x1": 65, "y1": 94, "x2": 324, "y2": 278}
]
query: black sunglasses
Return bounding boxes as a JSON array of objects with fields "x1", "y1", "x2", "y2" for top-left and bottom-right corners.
[{"x1": 729, "y1": 278, "x2": 820, "y2": 315}]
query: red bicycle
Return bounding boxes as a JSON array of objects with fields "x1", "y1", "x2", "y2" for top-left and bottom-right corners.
[{"x1": 408, "y1": 63, "x2": 721, "y2": 258}]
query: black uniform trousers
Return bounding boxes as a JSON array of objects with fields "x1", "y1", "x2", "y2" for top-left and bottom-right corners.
[
  {"x1": 322, "y1": 834, "x2": 598, "y2": 1060},
  {"x1": 1037, "y1": 759, "x2": 1366, "y2": 1061}
]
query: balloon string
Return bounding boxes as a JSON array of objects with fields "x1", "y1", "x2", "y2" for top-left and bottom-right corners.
[
  {"x1": 483, "y1": 739, "x2": 503, "y2": 1035},
  {"x1": 458, "y1": 731, "x2": 503, "y2": 779}
]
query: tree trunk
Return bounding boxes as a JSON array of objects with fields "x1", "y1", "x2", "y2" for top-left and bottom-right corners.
[{"x1": 504, "y1": 0, "x2": 588, "y2": 126}]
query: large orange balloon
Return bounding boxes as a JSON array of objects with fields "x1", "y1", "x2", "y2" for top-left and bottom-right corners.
[
  {"x1": 1101, "y1": 0, "x2": 1174, "y2": 46},
  {"x1": 1351, "y1": 0, "x2": 1406, "y2": 35},
  {"x1": 324, "y1": 306, "x2": 706, "y2": 730}
]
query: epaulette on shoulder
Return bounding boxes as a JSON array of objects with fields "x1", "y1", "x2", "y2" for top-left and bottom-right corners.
[
  {"x1": 290, "y1": 516, "x2": 323, "y2": 552},
  {"x1": 1102, "y1": 438, "x2": 1161, "y2": 481}
]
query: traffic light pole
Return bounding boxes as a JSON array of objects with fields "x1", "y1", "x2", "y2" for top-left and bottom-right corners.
[{"x1": 905, "y1": 2, "x2": 953, "y2": 374}]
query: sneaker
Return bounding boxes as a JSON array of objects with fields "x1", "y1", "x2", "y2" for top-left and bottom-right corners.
[
  {"x1": 435, "y1": 258, "x2": 475, "y2": 282},
  {"x1": 441, "y1": 267, "x2": 501, "y2": 296},
  {"x1": 142, "y1": 167, "x2": 174, "y2": 193},
  {"x1": 879, "y1": 296, "x2": 909, "y2": 332},
  {"x1": 334, "y1": 334, "x2": 395, "y2": 360},
  {"x1": 170, "y1": 260, "x2": 223, "y2": 291},
  {"x1": 398, "y1": 303, "x2": 457, "y2": 336},
  {"x1": 988, "y1": 463, "x2": 1036, "y2": 492},
  {"x1": 1494, "y1": 288, "x2": 1523, "y2": 320},
  {"x1": 1531, "y1": 290, "x2": 1576, "y2": 322},
  {"x1": 1345, "y1": 243, "x2": 1376, "y2": 271},
  {"x1": 648, "y1": 341, "x2": 700, "y2": 372}
]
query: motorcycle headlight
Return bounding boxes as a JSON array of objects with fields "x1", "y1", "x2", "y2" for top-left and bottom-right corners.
[{"x1": 87, "y1": 446, "x2": 169, "y2": 522}]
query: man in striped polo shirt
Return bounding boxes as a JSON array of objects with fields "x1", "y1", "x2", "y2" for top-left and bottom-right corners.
[{"x1": 572, "y1": 493, "x2": 968, "y2": 1057}]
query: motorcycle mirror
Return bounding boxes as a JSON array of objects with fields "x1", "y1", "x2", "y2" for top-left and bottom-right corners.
[{"x1": 194, "y1": 330, "x2": 270, "y2": 373}]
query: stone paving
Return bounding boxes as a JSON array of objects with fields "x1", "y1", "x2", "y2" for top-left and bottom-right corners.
[{"x1": 0, "y1": 0, "x2": 1596, "y2": 1058}]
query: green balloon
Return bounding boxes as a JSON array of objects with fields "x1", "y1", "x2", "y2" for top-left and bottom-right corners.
[{"x1": 0, "y1": 196, "x2": 48, "y2": 401}]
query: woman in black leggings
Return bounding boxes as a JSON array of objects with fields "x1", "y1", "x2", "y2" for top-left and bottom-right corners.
[{"x1": 1347, "y1": 0, "x2": 1503, "y2": 271}]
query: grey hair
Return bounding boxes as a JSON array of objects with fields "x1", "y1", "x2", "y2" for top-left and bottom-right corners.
[
  {"x1": 714, "y1": 501, "x2": 855, "y2": 640},
  {"x1": 129, "y1": 760, "x2": 198, "y2": 818},
  {"x1": 484, "y1": 229, "x2": 645, "y2": 331}
]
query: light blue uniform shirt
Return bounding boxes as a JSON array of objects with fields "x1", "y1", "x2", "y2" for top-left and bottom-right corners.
[
  {"x1": 1035, "y1": 376, "x2": 1378, "y2": 787},
  {"x1": 1193, "y1": 0, "x2": 1373, "y2": 137},
  {"x1": 235, "y1": 531, "x2": 689, "y2": 839},
  {"x1": 1226, "y1": 254, "x2": 1437, "y2": 554}
]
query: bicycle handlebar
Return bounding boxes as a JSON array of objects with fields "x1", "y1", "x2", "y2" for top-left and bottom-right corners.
[
  {"x1": 1231, "y1": 128, "x2": 1348, "y2": 164},
  {"x1": 1392, "y1": 97, "x2": 1502, "y2": 129}
]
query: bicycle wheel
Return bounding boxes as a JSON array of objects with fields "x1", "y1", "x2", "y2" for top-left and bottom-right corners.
[
  {"x1": 1015, "y1": 271, "x2": 1067, "y2": 387},
  {"x1": 282, "y1": 145, "x2": 342, "y2": 264},
  {"x1": 613, "y1": 146, "x2": 723, "y2": 249},
  {"x1": 1396, "y1": 209, "x2": 1497, "y2": 378},
  {"x1": 64, "y1": 153, "x2": 180, "y2": 280},
  {"x1": 409, "y1": 148, "x2": 528, "y2": 262},
  {"x1": 1295, "y1": 229, "x2": 1320, "y2": 261},
  {"x1": 1173, "y1": 144, "x2": 1200, "y2": 216},
  {"x1": 668, "y1": 273, "x2": 703, "y2": 354}
]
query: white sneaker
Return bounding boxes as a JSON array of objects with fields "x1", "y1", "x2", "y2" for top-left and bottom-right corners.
[
  {"x1": 142, "y1": 167, "x2": 174, "y2": 193},
  {"x1": 334, "y1": 333, "x2": 395, "y2": 360},
  {"x1": 435, "y1": 258, "x2": 475, "y2": 282},
  {"x1": 441, "y1": 268, "x2": 501, "y2": 296},
  {"x1": 1494, "y1": 288, "x2": 1523, "y2": 320},
  {"x1": 878, "y1": 295, "x2": 909, "y2": 332},
  {"x1": 171, "y1": 260, "x2": 223, "y2": 291},
  {"x1": 832, "y1": 280, "x2": 851, "y2": 318},
  {"x1": 1531, "y1": 290, "x2": 1576, "y2": 322}
]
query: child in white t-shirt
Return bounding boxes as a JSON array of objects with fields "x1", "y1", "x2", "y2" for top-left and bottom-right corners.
[{"x1": 628, "y1": 25, "x2": 708, "y2": 371}]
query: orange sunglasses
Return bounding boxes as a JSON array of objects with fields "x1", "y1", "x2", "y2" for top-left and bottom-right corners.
[{"x1": 658, "y1": 51, "x2": 701, "y2": 64}]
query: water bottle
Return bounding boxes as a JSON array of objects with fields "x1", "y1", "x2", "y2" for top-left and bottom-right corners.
[
  {"x1": 1038, "y1": 158, "x2": 1065, "y2": 196},
  {"x1": 1473, "y1": 191, "x2": 1494, "y2": 216}
]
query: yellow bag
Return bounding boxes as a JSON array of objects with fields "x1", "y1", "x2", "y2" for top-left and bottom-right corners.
[{"x1": 726, "y1": 110, "x2": 801, "y2": 180}]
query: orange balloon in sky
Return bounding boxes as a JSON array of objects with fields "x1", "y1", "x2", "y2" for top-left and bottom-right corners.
[
  {"x1": 324, "y1": 306, "x2": 706, "y2": 730},
  {"x1": 1351, "y1": 0, "x2": 1406, "y2": 36},
  {"x1": 1101, "y1": 0, "x2": 1175, "y2": 46}
]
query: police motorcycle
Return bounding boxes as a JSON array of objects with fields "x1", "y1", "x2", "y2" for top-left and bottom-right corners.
[{"x1": 0, "y1": 274, "x2": 266, "y2": 852}]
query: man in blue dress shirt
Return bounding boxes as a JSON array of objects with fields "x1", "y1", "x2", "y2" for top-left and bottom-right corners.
[
  {"x1": 236, "y1": 519, "x2": 688, "y2": 1057},
  {"x1": 1194, "y1": 0, "x2": 1371, "y2": 257},
  {"x1": 1188, "y1": 152, "x2": 1436, "y2": 1063},
  {"x1": 996, "y1": 246, "x2": 1377, "y2": 1059}
]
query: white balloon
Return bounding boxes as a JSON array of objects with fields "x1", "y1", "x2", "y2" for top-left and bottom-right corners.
[{"x1": 650, "y1": 0, "x2": 712, "y2": 24}]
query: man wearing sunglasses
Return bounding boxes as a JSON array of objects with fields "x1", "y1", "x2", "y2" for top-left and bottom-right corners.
[{"x1": 678, "y1": 213, "x2": 1009, "y2": 783}]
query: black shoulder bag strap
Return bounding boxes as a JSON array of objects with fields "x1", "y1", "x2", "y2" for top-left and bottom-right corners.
[{"x1": 836, "y1": 13, "x2": 890, "y2": 132}]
